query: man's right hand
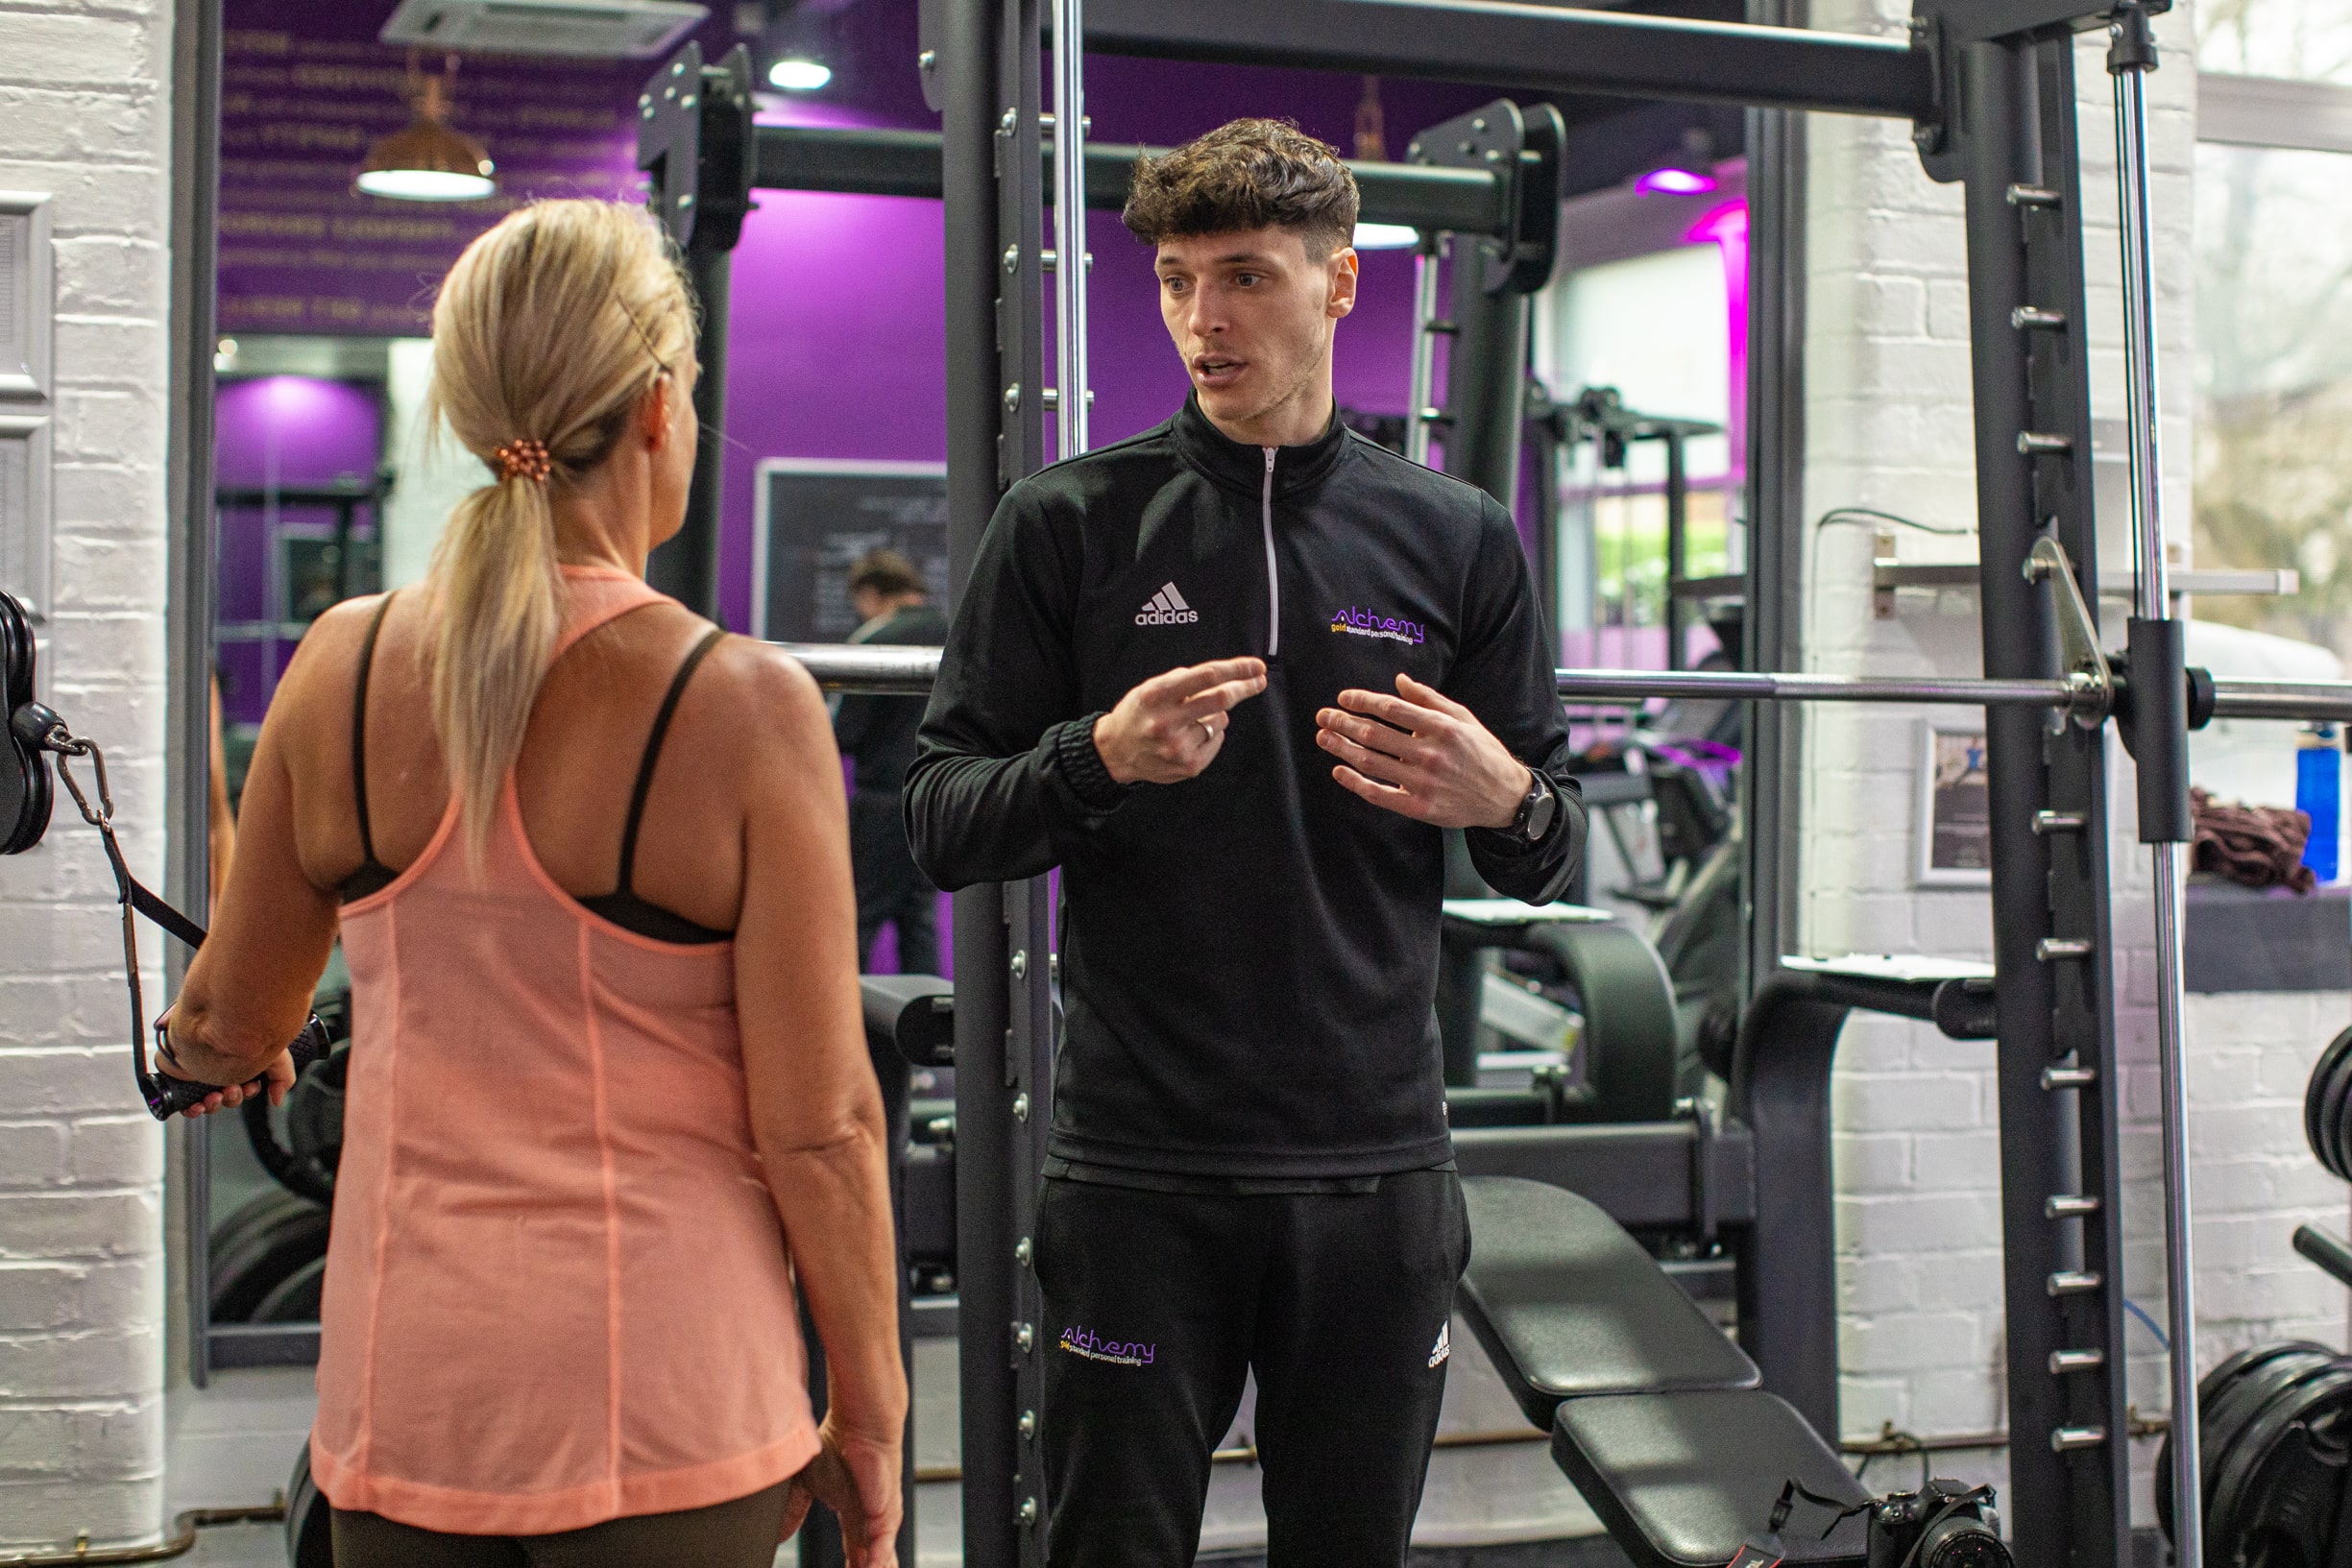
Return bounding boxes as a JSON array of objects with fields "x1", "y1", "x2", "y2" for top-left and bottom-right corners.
[{"x1": 1092, "y1": 658, "x2": 1269, "y2": 785}]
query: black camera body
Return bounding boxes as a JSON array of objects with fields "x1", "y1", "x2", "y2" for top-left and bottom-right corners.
[{"x1": 1866, "y1": 1482, "x2": 2013, "y2": 1568}]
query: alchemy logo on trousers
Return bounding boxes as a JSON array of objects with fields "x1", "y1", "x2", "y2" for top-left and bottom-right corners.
[{"x1": 1136, "y1": 582, "x2": 1199, "y2": 626}]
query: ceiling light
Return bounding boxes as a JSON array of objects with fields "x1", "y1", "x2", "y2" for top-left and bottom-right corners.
[
  {"x1": 768, "y1": 57, "x2": 832, "y2": 91},
  {"x1": 1632, "y1": 128, "x2": 1718, "y2": 198},
  {"x1": 1634, "y1": 166, "x2": 1716, "y2": 196},
  {"x1": 356, "y1": 56, "x2": 497, "y2": 203},
  {"x1": 1351, "y1": 222, "x2": 1421, "y2": 251}
]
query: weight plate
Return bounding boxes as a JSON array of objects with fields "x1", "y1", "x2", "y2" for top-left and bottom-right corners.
[
  {"x1": 284, "y1": 1045, "x2": 349, "y2": 1182},
  {"x1": 2320, "y1": 1044, "x2": 2352, "y2": 1183},
  {"x1": 208, "y1": 1191, "x2": 328, "y2": 1323},
  {"x1": 251, "y1": 1255, "x2": 326, "y2": 1324},
  {"x1": 2232, "y1": 1377, "x2": 2352, "y2": 1568},
  {"x1": 284, "y1": 1437, "x2": 332, "y2": 1568},
  {"x1": 2305, "y1": 1026, "x2": 2352, "y2": 1168},
  {"x1": 2212, "y1": 1362, "x2": 2352, "y2": 1556},
  {"x1": 2197, "y1": 1348, "x2": 2336, "y2": 1542},
  {"x1": 2158, "y1": 1342, "x2": 2335, "y2": 1541},
  {"x1": 1, "y1": 588, "x2": 49, "y2": 857},
  {"x1": 206, "y1": 1190, "x2": 310, "y2": 1278}
]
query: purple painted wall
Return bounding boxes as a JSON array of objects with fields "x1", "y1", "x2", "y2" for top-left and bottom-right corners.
[
  {"x1": 710, "y1": 45, "x2": 1497, "y2": 629},
  {"x1": 213, "y1": 375, "x2": 384, "y2": 725}
]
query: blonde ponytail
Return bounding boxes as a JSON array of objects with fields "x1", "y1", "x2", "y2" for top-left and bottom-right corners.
[{"x1": 419, "y1": 200, "x2": 695, "y2": 863}]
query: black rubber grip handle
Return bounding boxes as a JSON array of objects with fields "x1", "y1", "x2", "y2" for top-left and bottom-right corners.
[
  {"x1": 145, "y1": 1014, "x2": 331, "y2": 1121},
  {"x1": 2128, "y1": 617, "x2": 2194, "y2": 844},
  {"x1": 2293, "y1": 1224, "x2": 2352, "y2": 1292}
]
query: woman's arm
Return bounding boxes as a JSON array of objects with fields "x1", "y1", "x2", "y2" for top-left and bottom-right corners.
[
  {"x1": 169, "y1": 630, "x2": 345, "y2": 1100},
  {"x1": 207, "y1": 670, "x2": 236, "y2": 908},
  {"x1": 724, "y1": 643, "x2": 908, "y2": 1562}
]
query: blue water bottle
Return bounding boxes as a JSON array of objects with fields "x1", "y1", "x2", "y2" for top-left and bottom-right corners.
[{"x1": 2299, "y1": 724, "x2": 2341, "y2": 882}]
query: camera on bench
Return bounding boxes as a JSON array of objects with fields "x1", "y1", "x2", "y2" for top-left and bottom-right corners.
[{"x1": 1862, "y1": 1482, "x2": 2009, "y2": 1568}]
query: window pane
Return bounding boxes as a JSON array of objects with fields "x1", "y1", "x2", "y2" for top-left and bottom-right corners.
[
  {"x1": 2194, "y1": 141, "x2": 2352, "y2": 660},
  {"x1": 2200, "y1": 0, "x2": 2352, "y2": 84}
]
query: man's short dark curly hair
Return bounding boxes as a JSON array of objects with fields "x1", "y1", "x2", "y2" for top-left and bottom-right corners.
[{"x1": 1122, "y1": 119, "x2": 1360, "y2": 261}]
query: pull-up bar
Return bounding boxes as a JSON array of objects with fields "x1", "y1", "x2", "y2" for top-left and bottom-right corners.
[
  {"x1": 752, "y1": 125, "x2": 1512, "y2": 234},
  {"x1": 1079, "y1": 0, "x2": 1940, "y2": 120}
]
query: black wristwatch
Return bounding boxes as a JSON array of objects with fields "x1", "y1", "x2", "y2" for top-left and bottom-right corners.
[{"x1": 1504, "y1": 768, "x2": 1558, "y2": 847}]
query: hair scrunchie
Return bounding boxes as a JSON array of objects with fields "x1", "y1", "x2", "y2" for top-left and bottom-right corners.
[{"x1": 490, "y1": 439, "x2": 553, "y2": 485}]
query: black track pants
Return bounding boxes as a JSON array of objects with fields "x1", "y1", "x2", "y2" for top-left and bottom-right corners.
[
  {"x1": 1033, "y1": 1169, "x2": 1470, "y2": 1568},
  {"x1": 329, "y1": 1482, "x2": 788, "y2": 1568}
]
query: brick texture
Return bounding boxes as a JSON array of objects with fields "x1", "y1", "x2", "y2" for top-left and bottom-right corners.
[
  {"x1": 0, "y1": 0, "x2": 174, "y2": 1551},
  {"x1": 1800, "y1": 0, "x2": 2209, "y2": 1527}
]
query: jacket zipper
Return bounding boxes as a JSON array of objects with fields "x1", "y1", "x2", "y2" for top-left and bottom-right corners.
[{"x1": 1260, "y1": 446, "x2": 1280, "y2": 659}]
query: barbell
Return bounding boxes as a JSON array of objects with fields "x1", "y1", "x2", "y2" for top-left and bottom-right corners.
[{"x1": 775, "y1": 640, "x2": 2352, "y2": 724}]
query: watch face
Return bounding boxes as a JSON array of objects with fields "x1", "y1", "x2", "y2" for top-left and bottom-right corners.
[{"x1": 1527, "y1": 788, "x2": 1556, "y2": 842}]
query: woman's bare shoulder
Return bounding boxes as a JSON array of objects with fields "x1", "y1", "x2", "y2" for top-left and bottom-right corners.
[
  {"x1": 268, "y1": 593, "x2": 397, "y2": 727},
  {"x1": 677, "y1": 633, "x2": 835, "y2": 766}
]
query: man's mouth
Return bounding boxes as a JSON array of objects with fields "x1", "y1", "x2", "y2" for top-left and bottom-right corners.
[{"x1": 1192, "y1": 355, "x2": 1246, "y2": 387}]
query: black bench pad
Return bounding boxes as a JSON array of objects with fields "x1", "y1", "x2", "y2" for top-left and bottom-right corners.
[
  {"x1": 1458, "y1": 1176, "x2": 1758, "y2": 1427},
  {"x1": 1552, "y1": 1390, "x2": 1870, "y2": 1568}
]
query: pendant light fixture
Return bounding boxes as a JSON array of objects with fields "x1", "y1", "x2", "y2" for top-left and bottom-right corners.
[{"x1": 356, "y1": 53, "x2": 497, "y2": 203}]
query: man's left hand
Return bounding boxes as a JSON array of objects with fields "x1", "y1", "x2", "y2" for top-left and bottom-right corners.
[{"x1": 1316, "y1": 674, "x2": 1531, "y2": 831}]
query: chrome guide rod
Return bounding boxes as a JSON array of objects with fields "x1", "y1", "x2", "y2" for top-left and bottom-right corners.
[
  {"x1": 1406, "y1": 233, "x2": 1443, "y2": 467},
  {"x1": 1051, "y1": 0, "x2": 1089, "y2": 462},
  {"x1": 2111, "y1": 8, "x2": 2200, "y2": 1561}
]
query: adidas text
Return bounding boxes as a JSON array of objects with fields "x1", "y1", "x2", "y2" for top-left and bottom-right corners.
[{"x1": 1136, "y1": 582, "x2": 1200, "y2": 627}]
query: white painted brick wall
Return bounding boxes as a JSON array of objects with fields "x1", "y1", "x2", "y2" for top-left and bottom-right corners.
[
  {"x1": 0, "y1": 0, "x2": 175, "y2": 1550},
  {"x1": 1800, "y1": 0, "x2": 2205, "y2": 1524}
]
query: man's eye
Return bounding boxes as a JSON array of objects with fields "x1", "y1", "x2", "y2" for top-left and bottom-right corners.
[{"x1": 1235, "y1": 273, "x2": 1259, "y2": 286}]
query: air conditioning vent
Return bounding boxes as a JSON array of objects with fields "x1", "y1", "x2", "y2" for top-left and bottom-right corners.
[{"x1": 380, "y1": 0, "x2": 709, "y2": 60}]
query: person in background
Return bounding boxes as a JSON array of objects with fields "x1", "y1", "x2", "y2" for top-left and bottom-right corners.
[
  {"x1": 835, "y1": 549, "x2": 948, "y2": 974},
  {"x1": 158, "y1": 199, "x2": 906, "y2": 1568}
]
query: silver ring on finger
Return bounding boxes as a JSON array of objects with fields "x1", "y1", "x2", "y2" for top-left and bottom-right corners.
[{"x1": 1199, "y1": 717, "x2": 1217, "y2": 741}]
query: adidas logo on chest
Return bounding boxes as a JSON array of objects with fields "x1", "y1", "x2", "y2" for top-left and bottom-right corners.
[{"x1": 1134, "y1": 581, "x2": 1200, "y2": 627}]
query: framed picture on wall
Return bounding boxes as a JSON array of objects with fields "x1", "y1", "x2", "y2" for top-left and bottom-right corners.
[
  {"x1": 1917, "y1": 719, "x2": 1993, "y2": 886},
  {"x1": 751, "y1": 459, "x2": 949, "y2": 642}
]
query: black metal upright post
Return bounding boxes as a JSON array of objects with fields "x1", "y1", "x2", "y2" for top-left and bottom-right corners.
[
  {"x1": 1953, "y1": 32, "x2": 2130, "y2": 1568},
  {"x1": 943, "y1": 2, "x2": 1018, "y2": 1566},
  {"x1": 943, "y1": 0, "x2": 1051, "y2": 1561},
  {"x1": 656, "y1": 245, "x2": 728, "y2": 617},
  {"x1": 1663, "y1": 426, "x2": 1687, "y2": 670},
  {"x1": 1442, "y1": 275, "x2": 1529, "y2": 513},
  {"x1": 1739, "y1": 0, "x2": 1808, "y2": 1005},
  {"x1": 638, "y1": 43, "x2": 754, "y2": 621}
]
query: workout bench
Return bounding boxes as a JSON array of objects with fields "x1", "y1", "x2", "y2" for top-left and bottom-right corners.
[{"x1": 1457, "y1": 1176, "x2": 1871, "y2": 1567}]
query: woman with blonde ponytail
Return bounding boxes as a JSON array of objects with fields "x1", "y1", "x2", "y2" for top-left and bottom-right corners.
[{"x1": 159, "y1": 201, "x2": 906, "y2": 1567}]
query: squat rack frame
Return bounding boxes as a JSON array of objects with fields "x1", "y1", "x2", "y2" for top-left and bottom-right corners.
[
  {"x1": 919, "y1": 4, "x2": 2183, "y2": 1566},
  {"x1": 643, "y1": 4, "x2": 2315, "y2": 1563}
]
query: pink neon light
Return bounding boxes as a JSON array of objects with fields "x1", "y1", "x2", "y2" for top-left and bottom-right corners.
[
  {"x1": 1635, "y1": 166, "x2": 1717, "y2": 196},
  {"x1": 1685, "y1": 199, "x2": 1749, "y2": 479}
]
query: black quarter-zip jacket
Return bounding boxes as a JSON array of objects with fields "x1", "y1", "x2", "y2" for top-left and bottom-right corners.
[{"x1": 905, "y1": 396, "x2": 1586, "y2": 1178}]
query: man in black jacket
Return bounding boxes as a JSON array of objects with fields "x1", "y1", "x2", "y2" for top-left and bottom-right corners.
[
  {"x1": 906, "y1": 120, "x2": 1583, "y2": 1568},
  {"x1": 836, "y1": 548, "x2": 950, "y2": 973}
]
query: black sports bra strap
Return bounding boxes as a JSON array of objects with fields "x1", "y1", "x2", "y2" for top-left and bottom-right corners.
[
  {"x1": 614, "y1": 629, "x2": 726, "y2": 898},
  {"x1": 351, "y1": 594, "x2": 397, "y2": 868}
]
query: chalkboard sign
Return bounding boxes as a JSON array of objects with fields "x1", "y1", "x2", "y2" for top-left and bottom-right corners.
[{"x1": 751, "y1": 459, "x2": 950, "y2": 641}]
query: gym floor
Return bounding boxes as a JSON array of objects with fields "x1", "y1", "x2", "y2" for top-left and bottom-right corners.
[{"x1": 175, "y1": 1527, "x2": 1637, "y2": 1568}]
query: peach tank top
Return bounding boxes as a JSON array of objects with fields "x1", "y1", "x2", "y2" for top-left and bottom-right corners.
[{"x1": 311, "y1": 569, "x2": 817, "y2": 1534}]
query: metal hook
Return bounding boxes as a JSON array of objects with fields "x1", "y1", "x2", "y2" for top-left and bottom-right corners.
[{"x1": 50, "y1": 738, "x2": 113, "y2": 830}]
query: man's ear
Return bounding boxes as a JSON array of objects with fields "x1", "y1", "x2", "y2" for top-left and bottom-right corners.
[{"x1": 1327, "y1": 248, "x2": 1360, "y2": 320}]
